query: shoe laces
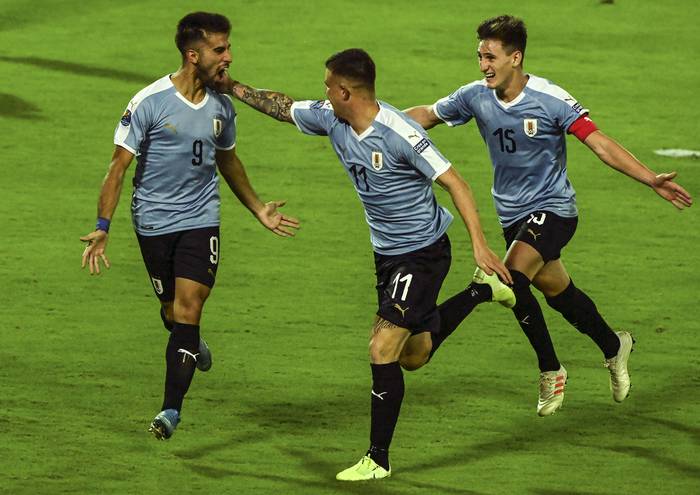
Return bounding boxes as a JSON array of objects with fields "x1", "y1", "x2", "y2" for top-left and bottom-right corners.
[
  {"x1": 539, "y1": 370, "x2": 564, "y2": 399},
  {"x1": 604, "y1": 357, "x2": 620, "y2": 384}
]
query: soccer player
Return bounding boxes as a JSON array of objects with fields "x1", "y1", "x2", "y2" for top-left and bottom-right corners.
[
  {"x1": 219, "y1": 48, "x2": 514, "y2": 481},
  {"x1": 405, "y1": 15, "x2": 693, "y2": 416},
  {"x1": 80, "y1": 12, "x2": 299, "y2": 440}
]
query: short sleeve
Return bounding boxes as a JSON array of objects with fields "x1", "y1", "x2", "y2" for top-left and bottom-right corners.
[
  {"x1": 432, "y1": 84, "x2": 478, "y2": 127},
  {"x1": 290, "y1": 100, "x2": 336, "y2": 136},
  {"x1": 400, "y1": 135, "x2": 451, "y2": 181},
  {"x1": 114, "y1": 98, "x2": 150, "y2": 155},
  {"x1": 215, "y1": 95, "x2": 236, "y2": 150}
]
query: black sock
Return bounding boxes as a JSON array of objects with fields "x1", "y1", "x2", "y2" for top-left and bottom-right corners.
[
  {"x1": 546, "y1": 280, "x2": 620, "y2": 359},
  {"x1": 430, "y1": 282, "x2": 492, "y2": 358},
  {"x1": 368, "y1": 362, "x2": 404, "y2": 470},
  {"x1": 162, "y1": 322, "x2": 200, "y2": 412},
  {"x1": 160, "y1": 307, "x2": 174, "y2": 332},
  {"x1": 511, "y1": 270, "x2": 560, "y2": 372}
]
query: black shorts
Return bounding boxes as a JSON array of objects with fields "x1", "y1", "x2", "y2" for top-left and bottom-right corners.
[
  {"x1": 503, "y1": 211, "x2": 578, "y2": 263},
  {"x1": 136, "y1": 226, "x2": 220, "y2": 302},
  {"x1": 374, "y1": 234, "x2": 451, "y2": 335}
]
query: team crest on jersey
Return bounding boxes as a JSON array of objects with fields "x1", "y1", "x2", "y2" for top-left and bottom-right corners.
[
  {"x1": 120, "y1": 109, "x2": 132, "y2": 126},
  {"x1": 151, "y1": 277, "x2": 164, "y2": 295},
  {"x1": 524, "y1": 118, "x2": 538, "y2": 137},
  {"x1": 371, "y1": 151, "x2": 383, "y2": 170},
  {"x1": 213, "y1": 118, "x2": 223, "y2": 138}
]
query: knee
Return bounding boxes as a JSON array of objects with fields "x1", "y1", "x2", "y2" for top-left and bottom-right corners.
[
  {"x1": 399, "y1": 353, "x2": 428, "y2": 371},
  {"x1": 173, "y1": 297, "x2": 204, "y2": 324},
  {"x1": 545, "y1": 280, "x2": 577, "y2": 312},
  {"x1": 160, "y1": 304, "x2": 174, "y2": 331}
]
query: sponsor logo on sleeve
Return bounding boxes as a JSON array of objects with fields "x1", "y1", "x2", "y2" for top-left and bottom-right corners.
[
  {"x1": 310, "y1": 100, "x2": 325, "y2": 110},
  {"x1": 120, "y1": 109, "x2": 132, "y2": 126},
  {"x1": 524, "y1": 118, "x2": 538, "y2": 137},
  {"x1": 413, "y1": 138, "x2": 430, "y2": 154}
]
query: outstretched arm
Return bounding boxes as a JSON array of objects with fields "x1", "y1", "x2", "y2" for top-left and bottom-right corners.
[
  {"x1": 220, "y1": 78, "x2": 295, "y2": 124},
  {"x1": 436, "y1": 167, "x2": 512, "y2": 285},
  {"x1": 216, "y1": 147, "x2": 299, "y2": 237},
  {"x1": 80, "y1": 145, "x2": 134, "y2": 274},
  {"x1": 404, "y1": 105, "x2": 444, "y2": 130},
  {"x1": 583, "y1": 130, "x2": 692, "y2": 210}
]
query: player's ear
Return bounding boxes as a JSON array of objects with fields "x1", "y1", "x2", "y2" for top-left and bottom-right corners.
[
  {"x1": 185, "y1": 48, "x2": 200, "y2": 65},
  {"x1": 340, "y1": 84, "x2": 351, "y2": 101},
  {"x1": 512, "y1": 50, "x2": 522, "y2": 68}
]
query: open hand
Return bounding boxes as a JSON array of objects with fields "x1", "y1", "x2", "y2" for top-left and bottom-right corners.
[
  {"x1": 652, "y1": 172, "x2": 693, "y2": 210},
  {"x1": 80, "y1": 230, "x2": 111, "y2": 275},
  {"x1": 256, "y1": 200, "x2": 300, "y2": 237}
]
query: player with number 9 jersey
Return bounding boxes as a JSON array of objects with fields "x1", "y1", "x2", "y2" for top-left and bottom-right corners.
[{"x1": 115, "y1": 75, "x2": 236, "y2": 235}]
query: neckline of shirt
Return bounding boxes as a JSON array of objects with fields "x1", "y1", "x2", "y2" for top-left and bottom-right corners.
[
  {"x1": 492, "y1": 74, "x2": 532, "y2": 110},
  {"x1": 165, "y1": 75, "x2": 210, "y2": 110}
]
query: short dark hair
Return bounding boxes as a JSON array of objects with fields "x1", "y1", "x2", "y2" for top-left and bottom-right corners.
[
  {"x1": 175, "y1": 12, "x2": 231, "y2": 54},
  {"x1": 477, "y1": 15, "x2": 527, "y2": 59},
  {"x1": 325, "y1": 48, "x2": 376, "y2": 91}
]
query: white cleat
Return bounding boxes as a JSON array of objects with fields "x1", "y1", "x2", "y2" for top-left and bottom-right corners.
[
  {"x1": 604, "y1": 331, "x2": 634, "y2": 402},
  {"x1": 472, "y1": 267, "x2": 516, "y2": 308},
  {"x1": 537, "y1": 366, "x2": 567, "y2": 416}
]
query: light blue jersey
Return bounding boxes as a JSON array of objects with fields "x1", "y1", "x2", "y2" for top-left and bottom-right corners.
[
  {"x1": 291, "y1": 100, "x2": 453, "y2": 255},
  {"x1": 433, "y1": 75, "x2": 587, "y2": 227},
  {"x1": 114, "y1": 75, "x2": 236, "y2": 236}
]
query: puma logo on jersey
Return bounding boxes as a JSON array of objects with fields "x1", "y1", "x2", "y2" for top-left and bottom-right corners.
[
  {"x1": 164, "y1": 123, "x2": 178, "y2": 134},
  {"x1": 371, "y1": 390, "x2": 388, "y2": 400},
  {"x1": 393, "y1": 303, "x2": 409, "y2": 318},
  {"x1": 527, "y1": 228, "x2": 541, "y2": 240}
]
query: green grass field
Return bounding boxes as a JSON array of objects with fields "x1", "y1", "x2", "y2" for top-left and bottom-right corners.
[{"x1": 2, "y1": 1, "x2": 699, "y2": 493}]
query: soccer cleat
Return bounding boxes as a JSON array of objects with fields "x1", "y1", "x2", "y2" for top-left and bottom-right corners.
[
  {"x1": 196, "y1": 338, "x2": 212, "y2": 372},
  {"x1": 472, "y1": 267, "x2": 516, "y2": 308},
  {"x1": 336, "y1": 456, "x2": 391, "y2": 481},
  {"x1": 537, "y1": 366, "x2": 567, "y2": 416},
  {"x1": 604, "y1": 331, "x2": 634, "y2": 402},
  {"x1": 148, "y1": 409, "x2": 180, "y2": 440}
]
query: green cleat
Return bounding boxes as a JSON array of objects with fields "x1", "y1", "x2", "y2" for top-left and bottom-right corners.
[
  {"x1": 336, "y1": 456, "x2": 391, "y2": 481},
  {"x1": 472, "y1": 267, "x2": 516, "y2": 308}
]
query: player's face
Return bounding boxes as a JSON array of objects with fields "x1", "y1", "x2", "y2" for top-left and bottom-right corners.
[
  {"x1": 194, "y1": 32, "x2": 232, "y2": 87},
  {"x1": 477, "y1": 39, "x2": 519, "y2": 90}
]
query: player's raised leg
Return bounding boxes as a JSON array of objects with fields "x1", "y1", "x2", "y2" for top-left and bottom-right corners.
[
  {"x1": 535, "y1": 259, "x2": 634, "y2": 402},
  {"x1": 336, "y1": 318, "x2": 411, "y2": 481}
]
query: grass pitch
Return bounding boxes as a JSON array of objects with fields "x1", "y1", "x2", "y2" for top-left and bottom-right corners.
[{"x1": 1, "y1": 1, "x2": 698, "y2": 493}]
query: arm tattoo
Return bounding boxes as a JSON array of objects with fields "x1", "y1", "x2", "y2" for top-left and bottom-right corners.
[{"x1": 233, "y1": 83, "x2": 294, "y2": 124}]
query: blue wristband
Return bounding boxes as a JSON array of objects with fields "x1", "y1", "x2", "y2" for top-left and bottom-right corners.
[{"x1": 96, "y1": 217, "x2": 111, "y2": 233}]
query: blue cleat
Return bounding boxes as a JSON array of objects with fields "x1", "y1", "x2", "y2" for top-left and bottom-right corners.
[{"x1": 149, "y1": 409, "x2": 180, "y2": 440}]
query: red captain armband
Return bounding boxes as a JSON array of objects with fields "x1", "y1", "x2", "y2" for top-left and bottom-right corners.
[{"x1": 568, "y1": 114, "x2": 598, "y2": 142}]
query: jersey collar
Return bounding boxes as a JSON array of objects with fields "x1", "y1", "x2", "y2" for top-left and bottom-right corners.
[{"x1": 492, "y1": 74, "x2": 530, "y2": 110}]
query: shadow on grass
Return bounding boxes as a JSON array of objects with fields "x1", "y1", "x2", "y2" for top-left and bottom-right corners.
[
  {"x1": 0, "y1": 55, "x2": 152, "y2": 84},
  {"x1": 0, "y1": 93, "x2": 43, "y2": 120}
]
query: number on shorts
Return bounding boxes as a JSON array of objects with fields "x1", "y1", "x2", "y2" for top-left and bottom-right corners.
[
  {"x1": 209, "y1": 236, "x2": 219, "y2": 264},
  {"x1": 527, "y1": 212, "x2": 547, "y2": 225},
  {"x1": 390, "y1": 272, "x2": 413, "y2": 301}
]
